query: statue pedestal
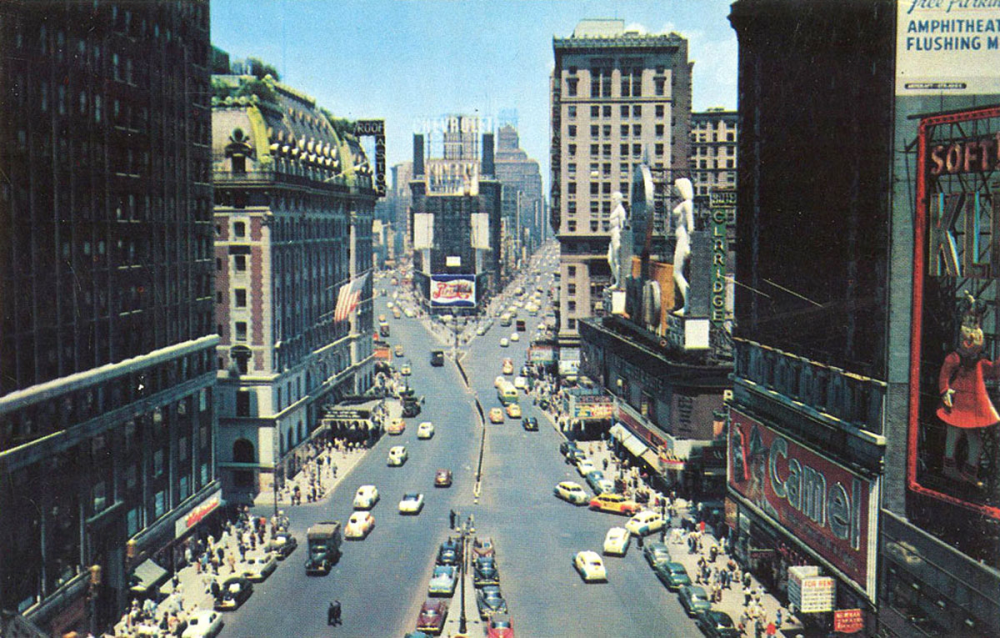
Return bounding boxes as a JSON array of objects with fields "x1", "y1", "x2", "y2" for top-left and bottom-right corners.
[
  {"x1": 603, "y1": 289, "x2": 627, "y2": 315},
  {"x1": 666, "y1": 312, "x2": 710, "y2": 350}
]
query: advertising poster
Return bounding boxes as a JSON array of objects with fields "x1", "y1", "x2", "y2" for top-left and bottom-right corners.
[
  {"x1": 909, "y1": 105, "x2": 1000, "y2": 521},
  {"x1": 729, "y1": 410, "x2": 876, "y2": 594},
  {"x1": 430, "y1": 274, "x2": 476, "y2": 308}
]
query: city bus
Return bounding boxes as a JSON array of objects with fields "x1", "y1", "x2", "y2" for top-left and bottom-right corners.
[{"x1": 497, "y1": 379, "x2": 518, "y2": 405}]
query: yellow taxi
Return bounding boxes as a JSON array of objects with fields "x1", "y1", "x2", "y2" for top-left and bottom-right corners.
[
  {"x1": 488, "y1": 408, "x2": 505, "y2": 424},
  {"x1": 502, "y1": 359, "x2": 514, "y2": 375},
  {"x1": 505, "y1": 403, "x2": 522, "y2": 419},
  {"x1": 394, "y1": 344, "x2": 404, "y2": 357},
  {"x1": 588, "y1": 493, "x2": 642, "y2": 516}
]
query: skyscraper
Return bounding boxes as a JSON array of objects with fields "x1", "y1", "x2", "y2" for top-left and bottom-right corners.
[{"x1": 495, "y1": 124, "x2": 545, "y2": 282}]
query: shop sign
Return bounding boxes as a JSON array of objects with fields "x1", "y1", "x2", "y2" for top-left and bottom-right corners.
[
  {"x1": 834, "y1": 609, "x2": 865, "y2": 634},
  {"x1": 572, "y1": 395, "x2": 614, "y2": 420},
  {"x1": 709, "y1": 187, "x2": 734, "y2": 327},
  {"x1": 175, "y1": 490, "x2": 221, "y2": 538},
  {"x1": 528, "y1": 344, "x2": 557, "y2": 364},
  {"x1": 725, "y1": 497, "x2": 739, "y2": 530},
  {"x1": 791, "y1": 575, "x2": 836, "y2": 613},
  {"x1": 729, "y1": 409, "x2": 874, "y2": 589}
]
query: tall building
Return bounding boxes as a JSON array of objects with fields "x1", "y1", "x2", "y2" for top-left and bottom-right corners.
[
  {"x1": 0, "y1": 2, "x2": 218, "y2": 634},
  {"x1": 410, "y1": 116, "x2": 502, "y2": 313},
  {"x1": 728, "y1": 1, "x2": 999, "y2": 636},
  {"x1": 211, "y1": 71, "x2": 378, "y2": 504},
  {"x1": 495, "y1": 124, "x2": 545, "y2": 282},
  {"x1": 690, "y1": 108, "x2": 738, "y2": 204},
  {"x1": 390, "y1": 161, "x2": 414, "y2": 259},
  {"x1": 551, "y1": 19, "x2": 692, "y2": 360}
]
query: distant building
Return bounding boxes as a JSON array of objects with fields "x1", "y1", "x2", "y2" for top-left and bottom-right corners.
[
  {"x1": 410, "y1": 116, "x2": 502, "y2": 314},
  {"x1": 690, "y1": 108, "x2": 738, "y2": 205},
  {"x1": 495, "y1": 125, "x2": 546, "y2": 283},
  {"x1": 0, "y1": 2, "x2": 217, "y2": 635},
  {"x1": 211, "y1": 72, "x2": 378, "y2": 504},
  {"x1": 390, "y1": 161, "x2": 414, "y2": 259},
  {"x1": 551, "y1": 19, "x2": 692, "y2": 359}
]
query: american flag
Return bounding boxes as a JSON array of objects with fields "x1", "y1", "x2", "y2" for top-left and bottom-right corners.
[{"x1": 334, "y1": 274, "x2": 367, "y2": 322}]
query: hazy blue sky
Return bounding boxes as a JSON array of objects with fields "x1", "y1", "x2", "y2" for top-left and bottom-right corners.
[{"x1": 211, "y1": 0, "x2": 738, "y2": 187}]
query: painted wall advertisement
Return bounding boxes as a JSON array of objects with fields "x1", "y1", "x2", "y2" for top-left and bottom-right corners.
[
  {"x1": 430, "y1": 274, "x2": 476, "y2": 307},
  {"x1": 728, "y1": 410, "x2": 877, "y2": 595},
  {"x1": 909, "y1": 105, "x2": 1000, "y2": 521}
]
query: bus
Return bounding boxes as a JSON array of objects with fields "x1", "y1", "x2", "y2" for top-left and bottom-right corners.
[{"x1": 497, "y1": 380, "x2": 518, "y2": 405}]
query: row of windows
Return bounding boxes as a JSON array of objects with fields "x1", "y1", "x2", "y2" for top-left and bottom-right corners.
[
  {"x1": 567, "y1": 104, "x2": 669, "y2": 120},
  {"x1": 565, "y1": 74, "x2": 671, "y2": 98}
]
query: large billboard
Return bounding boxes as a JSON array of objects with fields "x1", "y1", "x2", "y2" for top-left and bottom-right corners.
[
  {"x1": 430, "y1": 274, "x2": 476, "y2": 308},
  {"x1": 729, "y1": 410, "x2": 878, "y2": 597},
  {"x1": 909, "y1": 105, "x2": 1000, "y2": 521}
]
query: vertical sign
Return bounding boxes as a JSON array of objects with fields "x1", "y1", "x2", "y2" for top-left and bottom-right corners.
[
  {"x1": 709, "y1": 188, "x2": 735, "y2": 327},
  {"x1": 355, "y1": 120, "x2": 386, "y2": 196}
]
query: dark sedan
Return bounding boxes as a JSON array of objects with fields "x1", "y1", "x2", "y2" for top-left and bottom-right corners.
[
  {"x1": 416, "y1": 599, "x2": 448, "y2": 635},
  {"x1": 266, "y1": 532, "x2": 297, "y2": 560},
  {"x1": 522, "y1": 417, "x2": 538, "y2": 431},
  {"x1": 679, "y1": 585, "x2": 712, "y2": 616},
  {"x1": 473, "y1": 556, "x2": 500, "y2": 588},
  {"x1": 434, "y1": 468, "x2": 453, "y2": 487},
  {"x1": 642, "y1": 541, "x2": 672, "y2": 567},
  {"x1": 213, "y1": 576, "x2": 253, "y2": 611},
  {"x1": 696, "y1": 610, "x2": 739, "y2": 638},
  {"x1": 475, "y1": 585, "x2": 508, "y2": 619},
  {"x1": 437, "y1": 538, "x2": 462, "y2": 566},
  {"x1": 653, "y1": 561, "x2": 691, "y2": 591}
]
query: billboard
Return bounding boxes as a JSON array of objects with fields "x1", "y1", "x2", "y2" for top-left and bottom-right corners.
[
  {"x1": 909, "y1": 105, "x2": 1000, "y2": 521},
  {"x1": 430, "y1": 274, "x2": 475, "y2": 308},
  {"x1": 729, "y1": 410, "x2": 877, "y2": 595},
  {"x1": 571, "y1": 395, "x2": 614, "y2": 420},
  {"x1": 528, "y1": 344, "x2": 557, "y2": 364},
  {"x1": 413, "y1": 213, "x2": 434, "y2": 249}
]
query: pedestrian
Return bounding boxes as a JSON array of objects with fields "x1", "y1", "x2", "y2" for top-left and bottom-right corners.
[
  {"x1": 775, "y1": 608, "x2": 783, "y2": 628},
  {"x1": 765, "y1": 620, "x2": 776, "y2": 637},
  {"x1": 637, "y1": 534, "x2": 644, "y2": 549},
  {"x1": 449, "y1": 509, "x2": 456, "y2": 530}
]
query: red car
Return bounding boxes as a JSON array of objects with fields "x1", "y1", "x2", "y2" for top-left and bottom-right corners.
[
  {"x1": 434, "y1": 468, "x2": 453, "y2": 487},
  {"x1": 487, "y1": 613, "x2": 514, "y2": 638},
  {"x1": 416, "y1": 599, "x2": 448, "y2": 635}
]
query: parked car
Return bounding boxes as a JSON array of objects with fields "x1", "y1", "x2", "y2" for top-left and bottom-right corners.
[
  {"x1": 603, "y1": 527, "x2": 631, "y2": 557},
  {"x1": 586, "y1": 470, "x2": 615, "y2": 495},
  {"x1": 473, "y1": 556, "x2": 500, "y2": 588},
  {"x1": 626, "y1": 510, "x2": 666, "y2": 536},
  {"x1": 214, "y1": 576, "x2": 253, "y2": 611},
  {"x1": 181, "y1": 610, "x2": 223, "y2": 638},
  {"x1": 400, "y1": 360, "x2": 412, "y2": 376},
  {"x1": 434, "y1": 468, "x2": 453, "y2": 487},
  {"x1": 476, "y1": 585, "x2": 508, "y2": 619},
  {"x1": 398, "y1": 493, "x2": 425, "y2": 515},
  {"x1": 417, "y1": 421, "x2": 435, "y2": 439},
  {"x1": 345, "y1": 511, "x2": 375, "y2": 539},
  {"x1": 576, "y1": 458, "x2": 597, "y2": 476},
  {"x1": 486, "y1": 613, "x2": 515, "y2": 638},
  {"x1": 553, "y1": 481, "x2": 589, "y2": 505},
  {"x1": 589, "y1": 493, "x2": 642, "y2": 516},
  {"x1": 387, "y1": 445, "x2": 408, "y2": 466},
  {"x1": 394, "y1": 344, "x2": 405, "y2": 357},
  {"x1": 696, "y1": 610, "x2": 740, "y2": 638},
  {"x1": 654, "y1": 561, "x2": 692, "y2": 591},
  {"x1": 266, "y1": 532, "x2": 297, "y2": 559},
  {"x1": 353, "y1": 485, "x2": 380, "y2": 509},
  {"x1": 387, "y1": 419, "x2": 406, "y2": 435},
  {"x1": 472, "y1": 536, "x2": 496, "y2": 560},
  {"x1": 679, "y1": 584, "x2": 713, "y2": 616},
  {"x1": 242, "y1": 553, "x2": 277, "y2": 582},
  {"x1": 416, "y1": 599, "x2": 448, "y2": 635},
  {"x1": 437, "y1": 538, "x2": 462, "y2": 566},
  {"x1": 643, "y1": 541, "x2": 672, "y2": 567},
  {"x1": 559, "y1": 441, "x2": 582, "y2": 457},
  {"x1": 522, "y1": 417, "x2": 538, "y2": 431},
  {"x1": 573, "y1": 550, "x2": 607, "y2": 583},
  {"x1": 428, "y1": 565, "x2": 457, "y2": 597}
]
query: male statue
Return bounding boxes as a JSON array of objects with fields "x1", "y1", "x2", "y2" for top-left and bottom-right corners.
[
  {"x1": 607, "y1": 191, "x2": 627, "y2": 289},
  {"x1": 672, "y1": 178, "x2": 694, "y2": 314}
]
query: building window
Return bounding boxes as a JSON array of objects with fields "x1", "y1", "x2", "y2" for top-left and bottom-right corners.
[
  {"x1": 567, "y1": 106, "x2": 577, "y2": 118},
  {"x1": 154, "y1": 490, "x2": 166, "y2": 519},
  {"x1": 92, "y1": 481, "x2": 107, "y2": 513},
  {"x1": 568, "y1": 144, "x2": 577, "y2": 156},
  {"x1": 567, "y1": 125, "x2": 577, "y2": 138},
  {"x1": 567, "y1": 78, "x2": 578, "y2": 96},
  {"x1": 568, "y1": 201, "x2": 577, "y2": 215},
  {"x1": 127, "y1": 507, "x2": 141, "y2": 536},
  {"x1": 655, "y1": 78, "x2": 665, "y2": 96},
  {"x1": 655, "y1": 144, "x2": 664, "y2": 156},
  {"x1": 568, "y1": 182, "x2": 577, "y2": 195},
  {"x1": 621, "y1": 124, "x2": 629, "y2": 137},
  {"x1": 655, "y1": 124, "x2": 664, "y2": 137},
  {"x1": 568, "y1": 266, "x2": 577, "y2": 277},
  {"x1": 153, "y1": 449, "x2": 164, "y2": 477},
  {"x1": 633, "y1": 144, "x2": 642, "y2": 157},
  {"x1": 603, "y1": 144, "x2": 611, "y2": 158},
  {"x1": 602, "y1": 125, "x2": 611, "y2": 138},
  {"x1": 235, "y1": 322, "x2": 247, "y2": 341},
  {"x1": 568, "y1": 283, "x2": 577, "y2": 296},
  {"x1": 236, "y1": 390, "x2": 251, "y2": 417},
  {"x1": 591, "y1": 105, "x2": 600, "y2": 118},
  {"x1": 567, "y1": 220, "x2": 577, "y2": 232},
  {"x1": 590, "y1": 125, "x2": 599, "y2": 138},
  {"x1": 590, "y1": 183, "x2": 600, "y2": 195},
  {"x1": 568, "y1": 318, "x2": 577, "y2": 329},
  {"x1": 235, "y1": 289, "x2": 247, "y2": 307},
  {"x1": 231, "y1": 155, "x2": 246, "y2": 174},
  {"x1": 620, "y1": 105, "x2": 629, "y2": 118},
  {"x1": 656, "y1": 105, "x2": 665, "y2": 117},
  {"x1": 568, "y1": 301, "x2": 577, "y2": 312},
  {"x1": 234, "y1": 255, "x2": 246, "y2": 271},
  {"x1": 233, "y1": 221, "x2": 246, "y2": 238}
]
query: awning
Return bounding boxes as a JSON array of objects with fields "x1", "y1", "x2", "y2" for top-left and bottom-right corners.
[
  {"x1": 622, "y1": 433, "x2": 650, "y2": 457},
  {"x1": 641, "y1": 449, "x2": 661, "y2": 468},
  {"x1": 609, "y1": 423, "x2": 627, "y2": 441},
  {"x1": 129, "y1": 559, "x2": 169, "y2": 595}
]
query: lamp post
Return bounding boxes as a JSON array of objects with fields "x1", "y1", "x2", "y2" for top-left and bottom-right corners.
[
  {"x1": 458, "y1": 519, "x2": 468, "y2": 633},
  {"x1": 88, "y1": 564, "x2": 102, "y2": 636}
]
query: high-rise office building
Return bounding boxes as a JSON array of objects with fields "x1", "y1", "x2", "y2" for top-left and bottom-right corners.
[
  {"x1": 495, "y1": 124, "x2": 545, "y2": 281},
  {"x1": 0, "y1": 2, "x2": 217, "y2": 634},
  {"x1": 690, "y1": 108, "x2": 738, "y2": 204},
  {"x1": 551, "y1": 19, "x2": 692, "y2": 357}
]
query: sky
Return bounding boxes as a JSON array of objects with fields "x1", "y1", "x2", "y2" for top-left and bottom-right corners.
[{"x1": 210, "y1": 0, "x2": 739, "y2": 189}]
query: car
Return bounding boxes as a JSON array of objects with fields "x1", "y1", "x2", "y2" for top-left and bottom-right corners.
[
  {"x1": 473, "y1": 555, "x2": 500, "y2": 587},
  {"x1": 654, "y1": 561, "x2": 692, "y2": 591},
  {"x1": 345, "y1": 511, "x2": 376, "y2": 539},
  {"x1": 486, "y1": 613, "x2": 515, "y2": 638},
  {"x1": 214, "y1": 576, "x2": 253, "y2": 611},
  {"x1": 679, "y1": 584, "x2": 713, "y2": 617},
  {"x1": 494, "y1": 375, "x2": 506, "y2": 388},
  {"x1": 353, "y1": 485, "x2": 380, "y2": 509},
  {"x1": 437, "y1": 538, "x2": 462, "y2": 566},
  {"x1": 626, "y1": 510, "x2": 666, "y2": 536},
  {"x1": 266, "y1": 532, "x2": 297, "y2": 559},
  {"x1": 499, "y1": 338, "x2": 509, "y2": 348},
  {"x1": 573, "y1": 550, "x2": 607, "y2": 583},
  {"x1": 476, "y1": 585, "x2": 508, "y2": 619},
  {"x1": 393, "y1": 307, "x2": 402, "y2": 319},
  {"x1": 398, "y1": 492, "x2": 425, "y2": 515},
  {"x1": 434, "y1": 468, "x2": 453, "y2": 487},
  {"x1": 394, "y1": 344, "x2": 404, "y2": 357},
  {"x1": 417, "y1": 421, "x2": 435, "y2": 439},
  {"x1": 181, "y1": 609, "x2": 223, "y2": 638},
  {"x1": 427, "y1": 565, "x2": 457, "y2": 596},
  {"x1": 522, "y1": 417, "x2": 538, "y2": 431},
  {"x1": 415, "y1": 599, "x2": 448, "y2": 635},
  {"x1": 510, "y1": 332, "x2": 519, "y2": 342},
  {"x1": 586, "y1": 470, "x2": 615, "y2": 494},
  {"x1": 489, "y1": 408, "x2": 504, "y2": 423},
  {"x1": 559, "y1": 441, "x2": 582, "y2": 457},
  {"x1": 387, "y1": 418, "x2": 406, "y2": 435},
  {"x1": 387, "y1": 445, "x2": 408, "y2": 466},
  {"x1": 505, "y1": 403, "x2": 521, "y2": 418},
  {"x1": 430, "y1": 350, "x2": 445, "y2": 366},
  {"x1": 589, "y1": 493, "x2": 642, "y2": 516},
  {"x1": 476, "y1": 324, "x2": 488, "y2": 336},
  {"x1": 603, "y1": 527, "x2": 631, "y2": 556},
  {"x1": 404, "y1": 307, "x2": 416, "y2": 318},
  {"x1": 643, "y1": 541, "x2": 673, "y2": 567},
  {"x1": 696, "y1": 610, "x2": 740, "y2": 638},
  {"x1": 576, "y1": 458, "x2": 597, "y2": 476},
  {"x1": 553, "y1": 481, "x2": 589, "y2": 505},
  {"x1": 513, "y1": 376, "x2": 528, "y2": 390},
  {"x1": 242, "y1": 552, "x2": 277, "y2": 582},
  {"x1": 400, "y1": 361, "x2": 412, "y2": 376},
  {"x1": 387, "y1": 301, "x2": 395, "y2": 309},
  {"x1": 502, "y1": 359, "x2": 514, "y2": 375},
  {"x1": 472, "y1": 536, "x2": 496, "y2": 560}
]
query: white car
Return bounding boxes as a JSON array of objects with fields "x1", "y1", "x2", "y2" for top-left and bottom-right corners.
[
  {"x1": 398, "y1": 492, "x2": 425, "y2": 515},
  {"x1": 494, "y1": 375, "x2": 506, "y2": 388},
  {"x1": 404, "y1": 308, "x2": 415, "y2": 318},
  {"x1": 417, "y1": 422, "x2": 435, "y2": 439},
  {"x1": 500, "y1": 338, "x2": 509, "y2": 348},
  {"x1": 553, "y1": 481, "x2": 589, "y2": 505},
  {"x1": 387, "y1": 445, "x2": 408, "y2": 466},
  {"x1": 573, "y1": 550, "x2": 607, "y2": 582},
  {"x1": 513, "y1": 376, "x2": 528, "y2": 390},
  {"x1": 603, "y1": 527, "x2": 631, "y2": 557},
  {"x1": 182, "y1": 610, "x2": 224, "y2": 638},
  {"x1": 387, "y1": 301, "x2": 395, "y2": 309},
  {"x1": 576, "y1": 458, "x2": 597, "y2": 477},
  {"x1": 242, "y1": 552, "x2": 277, "y2": 582},
  {"x1": 353, "y1": 485, "x2": 379, "y2": 509},
  {"x1": 510, "y1": 332, "x2": 520, "y2": 342},
  {"x1": 625, "y1": 510, "x2": 666, "y2": 537},
  {"x1": 345, "y1": 511, "x2": 375, "y2": 539}
]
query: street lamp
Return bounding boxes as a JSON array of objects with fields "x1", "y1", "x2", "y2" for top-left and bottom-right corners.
[{"x1": 458, "y1": 519, "x2": 468, "y2": 633}]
